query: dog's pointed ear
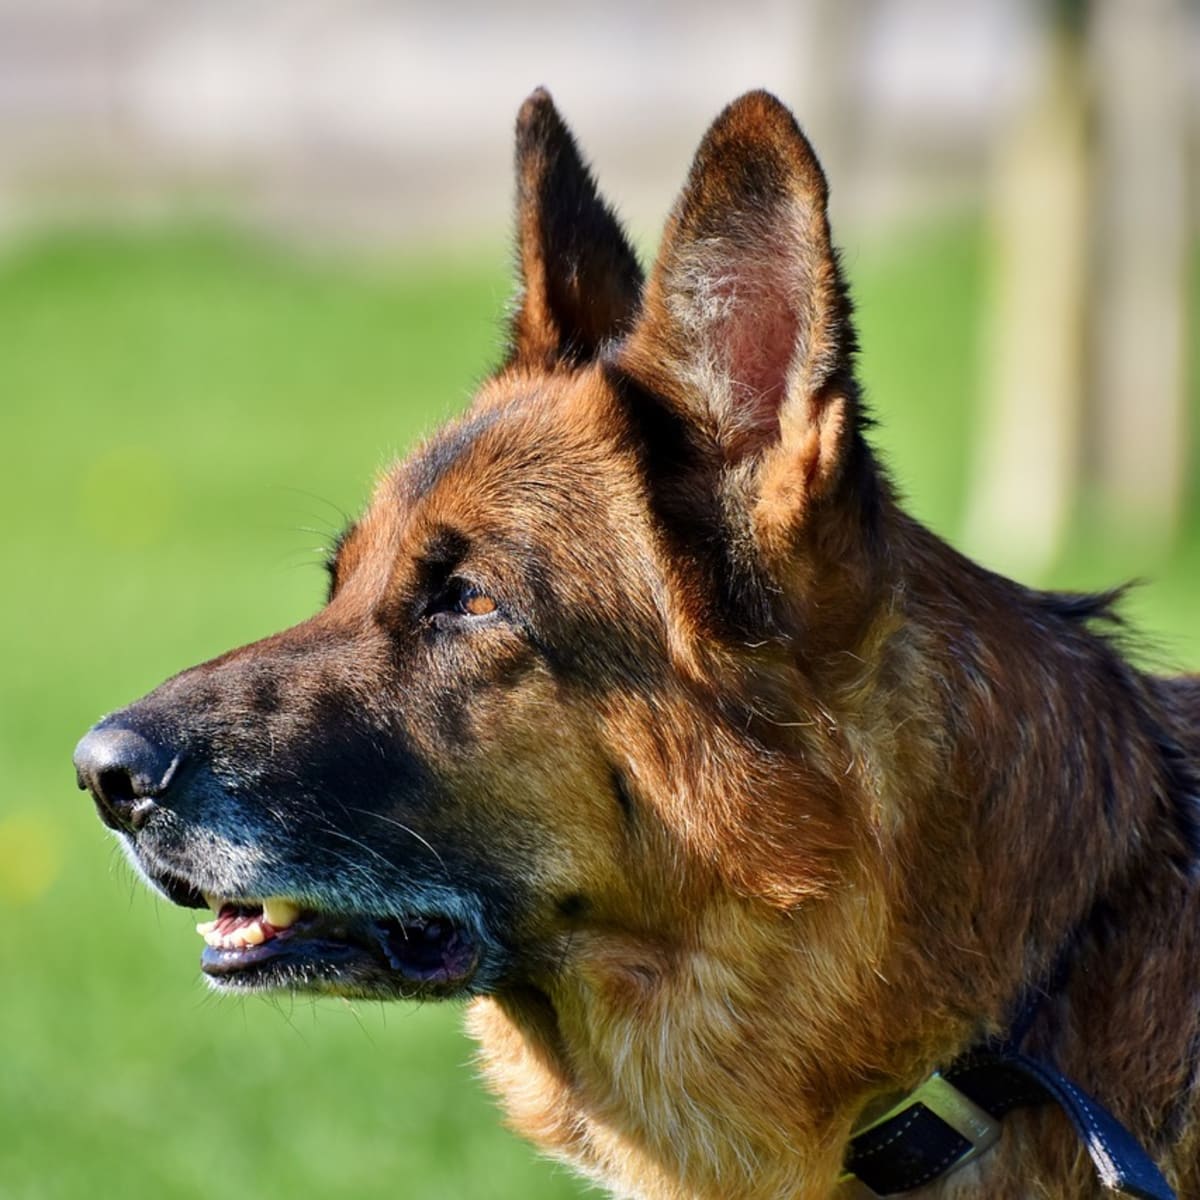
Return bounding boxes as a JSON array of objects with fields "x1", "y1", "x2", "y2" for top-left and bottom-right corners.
[
  {"x1": 620, "y1": 91, "x2": 860, "y2": 550},
  {"x1": 507, "y1": 89, "x2": 644, "y2": 369}
]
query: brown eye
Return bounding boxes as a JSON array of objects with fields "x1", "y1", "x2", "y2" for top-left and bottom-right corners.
[
  {"x1": 427, "y1": 576, "x2": 500, "y2": 625},
  {"x1": 461, "y1": 589, "x2": 497, "y2": 617}
]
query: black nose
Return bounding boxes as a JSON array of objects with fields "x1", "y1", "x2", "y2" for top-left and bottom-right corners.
[{"x1": 73, "y1": 723, "x2": 180, "y2": 833}]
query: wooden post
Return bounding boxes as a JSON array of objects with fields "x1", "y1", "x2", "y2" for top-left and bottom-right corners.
[
  {"x1": 964, "y1": 22, "x2": 1089, "y2": 578},
  {"x1": 1086, "y1": 0, "x2": 1188, "y2": 545}
]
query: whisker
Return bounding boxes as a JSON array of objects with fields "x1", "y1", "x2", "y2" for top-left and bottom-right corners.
[
  {"x1": 273, "y1": 485, "x2": 352, "y2": 527},
  {"x1": 314, "y1": 843, "x2": 395, "y2": 911},
  {"x1": 321, "y1": 827, "x2": 397, "y2": 873},
  {"x1": 345, "y1": 806, "x2": 449, "y2": 877}
]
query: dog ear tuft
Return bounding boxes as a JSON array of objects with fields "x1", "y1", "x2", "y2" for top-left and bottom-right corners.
[
  {"x1": 508, "y1": 89, "x2": 643, "y2": 369},
  {"x1": 621, "y1": 91, "x2": 860, "y2": 541}
]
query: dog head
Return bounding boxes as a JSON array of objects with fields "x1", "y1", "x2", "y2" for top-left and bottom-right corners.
[{"x1": 74, "y1": 90, "x2": 884, "y2": 1007}]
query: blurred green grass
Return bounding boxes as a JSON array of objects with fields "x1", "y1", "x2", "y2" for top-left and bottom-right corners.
[{"x1": 0, "y1": 224, "x2": 1195, "y2": 1199}]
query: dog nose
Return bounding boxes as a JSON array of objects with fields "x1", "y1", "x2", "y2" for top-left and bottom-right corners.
[{"x1": 73, "y1": 723, "x2": 180, "y2": 833}]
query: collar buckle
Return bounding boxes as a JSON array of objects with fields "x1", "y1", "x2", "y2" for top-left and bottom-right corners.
[{"x1": 838, "y1": 1072, "x2": 1002, "y2": 1197}]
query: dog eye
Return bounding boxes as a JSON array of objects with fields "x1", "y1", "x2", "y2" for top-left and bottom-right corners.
[
  {"x1": 458, "y1": 587, "x2": 497, "y2": 617},
  {"x1": 430, "y1": 578, "x2": 498, "y2": 622}
]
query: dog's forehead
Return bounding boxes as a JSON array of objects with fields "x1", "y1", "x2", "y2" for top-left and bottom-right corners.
[{"x1": 365, "y1": 370, "x2": 631, "y2": 547}]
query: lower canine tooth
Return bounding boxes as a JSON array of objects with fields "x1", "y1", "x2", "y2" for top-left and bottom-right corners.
[{"x1": 242, "y1": 921, "x2": 266, "y2": 946}]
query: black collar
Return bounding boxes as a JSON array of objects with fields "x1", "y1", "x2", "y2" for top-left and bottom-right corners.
[{"x1": 839, "y1": 1036, "x2": 1176, "y2": 1198}]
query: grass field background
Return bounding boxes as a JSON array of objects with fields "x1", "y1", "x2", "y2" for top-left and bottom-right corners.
[{"x1": 1, "y1": 223, "x2": 1196, "y2": 1199}]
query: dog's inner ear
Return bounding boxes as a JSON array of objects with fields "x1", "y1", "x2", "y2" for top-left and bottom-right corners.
[
  {"x1": 507, "y1": 89, "x2": 644, "y2": 370},
  {"x1": 620, "y1": 91, "x2": 859, "y2": 541}
]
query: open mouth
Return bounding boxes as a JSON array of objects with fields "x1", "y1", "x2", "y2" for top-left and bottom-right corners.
[{"x1": 196, "y1": 895, "x2": 480, "y2": 998}]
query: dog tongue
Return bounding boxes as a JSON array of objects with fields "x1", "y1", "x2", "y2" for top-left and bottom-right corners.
[{"x1": 195, "y1": 897, "x2": 300, "y2": 951}]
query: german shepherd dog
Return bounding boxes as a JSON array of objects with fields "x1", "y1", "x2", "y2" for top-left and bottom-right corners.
[{"x1": 75, "y1": 90, "x2": 1200, "y2": 1199}]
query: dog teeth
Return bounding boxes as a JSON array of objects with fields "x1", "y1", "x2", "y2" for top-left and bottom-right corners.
[
  {"x1": 262, "y1": 897, "x2": 299, "y2": 929},
  {"x1": 199, "y1": 918, "x2": 267, "y2": 950},
  {"x1": 195, "y1": 896, "x2": 300, "y2": 950}
]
